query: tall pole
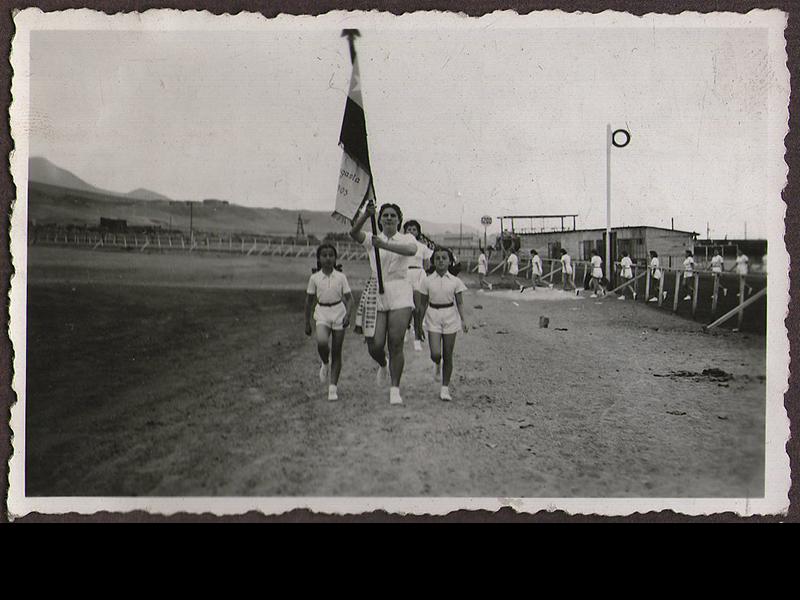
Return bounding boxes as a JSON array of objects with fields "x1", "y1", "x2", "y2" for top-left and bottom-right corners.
[
  {"x1": 606, "y1": 124, "x2": 612, "y2": 280},
  {"x1": 342, "y1": 28, "x2": 384, "y2": 294}
]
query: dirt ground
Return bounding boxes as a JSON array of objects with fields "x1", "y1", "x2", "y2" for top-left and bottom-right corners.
[{"x1": 22, "y1": 246, "x2": 766, "y2": 498}]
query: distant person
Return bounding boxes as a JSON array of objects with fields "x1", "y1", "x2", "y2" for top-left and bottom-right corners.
[
  {"x1": 530, "y1": 249, "x2": 543, "y2": 290},
  {"x1": 350, "y1": 201, "x2": 417, "y2": 405},
  {"x1": 506, "y1": 248, "x2": 525, "y2": 291},
  {"x1": 710, "y1": 248, "x2": 728, "y2": 298},
  {"x1": 589, "y1": 249, "x2": 606, "y2": 298},
  {"x1": 403, "y1": 220, "x2": 434, "y2": 352},
  {"x1": 647, "y1": 250, "x2": 664, "y2": 302},
  {"x1": 304, "y1": 244, "x2": 354, "y2": 401},
  {"x1": 559, "y1": 248, "x2": 574, "y2": 291},
  {"x1": 682, "y1": 250, "x2": 696, "y2": 301},
  {"x1": 419, "y1": 247, "x2": 469, "y2": 402},
  {"x1": 618, "y1": 250, "x2": 636, "y2": 300},
  {"x1": 477, "y1": 246, "x2": 493, "y2": 290},
  {"x1": 735, "y1": 248, "x2": 754, "y2": 297}
]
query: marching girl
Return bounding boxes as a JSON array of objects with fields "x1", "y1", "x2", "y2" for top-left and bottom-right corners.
[
  {"x1": 647, "y1": 250, "x2": 663, "y2": 302},
  {"x1": 350, "y1": 201, "x2": 417, "y2": 405},
  {"x1": 402, "y1": 219, "x2": 434, "y2": 352},
  {"x1": 618, "y1": 250, "x2": 636, "y2": 300},
  {"x1": 530, "y1": 248, "x2": 542, "y2": 289},
  {"x1": 304, "y1": 244, "x2": 354, "y2": 401},
  {"x1": 419, "y1": 246, "x2": 469, "y2": 402},
  {"x1": 478, "y1": 246, "x2": 493, "y2": 290},
  {"x1": 589, "y1": 249, "x2": 606, "y2": 297},
  {"x1": 559, "y1": 248, "x2": 575, "y2": 291}
]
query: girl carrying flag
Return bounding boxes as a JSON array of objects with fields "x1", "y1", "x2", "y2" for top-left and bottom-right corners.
[{"x1": 350, "y1": 201, "x2": 417, "y2": 405}]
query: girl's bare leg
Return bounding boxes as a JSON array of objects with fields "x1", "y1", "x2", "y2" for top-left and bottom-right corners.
[
  {"x1": 315, "y1": 325, "x2": 331, "y2": 364},
  {"x1": 366, "y1": 312, "x2": 388, "y2": 367},
  {"x1": 441, "y1": 333, "x2": 457, "y2": 386},
  {"x1": 330, "y1": 329, "x2": 346, "y2": 385},
  {"x1": 386, "y1": 308, "x2": 413, "y2": 386}
]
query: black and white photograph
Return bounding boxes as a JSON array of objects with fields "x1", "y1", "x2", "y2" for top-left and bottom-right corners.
[{"x1": 6, "y1": 8, "x2": 792, "y2": 518}]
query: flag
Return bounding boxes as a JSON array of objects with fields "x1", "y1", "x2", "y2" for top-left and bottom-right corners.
[{"x1": 332, "y1": 55, "x2": 375, "y2": 225}]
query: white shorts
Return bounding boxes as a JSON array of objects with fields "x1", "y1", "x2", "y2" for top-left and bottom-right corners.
[
  {"x1": 592, "y1": 267, "x2": 603, "y2": 278},
  {"x1": 406, "y1": 267, "x2": 427, "y2": 292},
  {"x1": 424, "y1": 305, "x2": 461, "y2": 335},
  {"x1": 621, "y1": 268, "x2": 633, "y2": 279},
  {"x1": 508, "y1": 268, "x2": 519, "y2": 276},
  {"x1": 376, "y1": 279, "x2": 414, "y2": 312},
  {"x1": 313, "y1": 302, "x2": 347, "y2": 330},
  {"x1": 478, "y1": 267, "x2": 487, "y2": 275}
]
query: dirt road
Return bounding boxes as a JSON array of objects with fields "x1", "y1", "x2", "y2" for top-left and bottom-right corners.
[{"x1": 23, "y1": 247, "x2": 766, "y2": 498}]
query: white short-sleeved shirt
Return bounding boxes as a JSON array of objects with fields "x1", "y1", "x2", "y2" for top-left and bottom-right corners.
[
  {"x1": 410, "y1": 239, "x2": 434, "y2": 269},
  {"x1": 711, "y1": 254, "x2": 724, "y2": 273},
  {"x1": 361, "y1": 231, "x2": 416, "y2": 281},
  {"x1": 650, "y1": 256, "x2": 661, "y2": 279},
  {"x1": 419, "y1": 271, "x2": 468, "y2": 304},
  {"x1": 683, "y1": 256, "x2": 695, "y2": 278},
  {"x1": 532, "y1": 254, "x2": 542, "y2": 275},
  {"x1": 736, "y1": 254, "x2": 749, "y2": 275},
  {"x1": 478, "y1": 253, "x2": 488, "y2": 274},
  {"x1": 507, "y1": 253, "x2": 519, "y2": 275},
  {"x1": 620, "y1": 256, "x2": 633, "y2": 278},
  {"x1": 306, "y1": 269, "x2": 351, "y2": 304},
  {"x1": 561, "y1": 254, "x2": 573, "y2": 275},
  {"x1": 591, "y1": 254, "x2": 603, "y2": 277}
]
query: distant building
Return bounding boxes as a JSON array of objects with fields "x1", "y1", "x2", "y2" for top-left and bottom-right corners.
[
  {"x1": 202, "y1": 199, "x2": 229, "y2": 207},
  {"x1": 516, "y1": 225, "x2": 698, "y2": 269}
]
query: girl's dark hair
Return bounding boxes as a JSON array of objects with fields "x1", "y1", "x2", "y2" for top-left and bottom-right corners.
[
  {"x1": 313, "y1": 243, "x2": 342, "y2": 273},
  {"x1": 621, "y1": 250, "x2": 629, "y2": 257},
  {"x1": 650, "y1": 250, "x2": 658, "y2": 258},
  {"x1": 403, "y1": 220, "x2": 421, "y2": 236},
  {"x1": 429, "y1": 245, "x2": 462, "y2": 276},
  {"x1": 377, "y1": 203, "x2": 403, "y2": 231},
  {"x1": 559, "y1": 248, "x2": 567, "y2": 255},
  {"x1": 590, "y1": 248, "x2": 598, "y2": 255},
  {"x1": 686, "y1": 249, "x2": 693, "y2": 255},
  {"x1": 531, "y1": 249, "x2": 538, "y2": 255}
]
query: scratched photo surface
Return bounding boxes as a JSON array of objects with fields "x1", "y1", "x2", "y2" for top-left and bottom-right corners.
[{"x1": 7, "y1": 9, "x2": 791, "y2": 517}]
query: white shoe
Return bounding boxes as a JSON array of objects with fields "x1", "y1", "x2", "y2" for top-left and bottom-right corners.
[
  {"x1": 723, "y1": 289, "x2": 728, "y2": 297},
  {"x1": 662, "y1": 291, "x2": 668, "y2": 300},
  {"x1": 413, "y1": 340, "x2": 423, "y2": 352},
  {"x1": 648, "y1": 297, "x2": 657, "y2": 303},
  {"x1": 319, "y1": 362, "x2": 329, "y2": 384},
  {"x1": 683, "y1": 295, "x2": 691, "y2": 301},
  {"x1": 327, "y1": 385, "x2": 338, "y2": 401},
  {"x1": 440, "y1": 386, "x2": 452, "y2": 401},
  {"x1": 376, "y1": 364, "x2": 388, "y2": 386},
  {"x1": 389, "y1": 387, "x2": 403, "y2": 405},
  {"x1": 488, "y1": 283, "x2": 493, "y2": 290},
  {"x1": 618, "y1": 295, "x2": 625, "y2": 300},
  {"x1": 632, "y1": 292, "x2": 637, "y2": 300},
  {"x1": 590, "y1": 294, "x2": 598, "y2": 298}
]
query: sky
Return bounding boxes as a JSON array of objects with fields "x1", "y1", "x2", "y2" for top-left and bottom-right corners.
[{"x1": 26, "y1": 11, "x2": 788, "y2": 239}]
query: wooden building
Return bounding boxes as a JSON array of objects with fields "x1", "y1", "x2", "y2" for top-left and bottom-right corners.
[{"x1": 515, "y1": 225, "x2": 698, "y2": 269}]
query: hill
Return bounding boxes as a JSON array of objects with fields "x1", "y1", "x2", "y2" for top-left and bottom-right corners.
[{"x1": 26, "y1": 157, "x2": 478, "y2": 238}]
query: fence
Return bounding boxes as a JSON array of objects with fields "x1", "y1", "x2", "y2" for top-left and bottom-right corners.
[{"x1": 29, "y1": 229, "x2": 372, "y2": 261}]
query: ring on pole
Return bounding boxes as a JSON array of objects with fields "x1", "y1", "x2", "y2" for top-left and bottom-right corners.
[{"x1": 611, "y1": 129, "x2": 631, "y2": 148}]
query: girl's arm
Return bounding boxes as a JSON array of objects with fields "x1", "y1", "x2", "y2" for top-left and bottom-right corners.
[
  {"x1": 373, "y1": 236, "x2": 417, "y2": 256},
  {"x1": 455, "y1": 292, "x2": 468, "y2": 333},
  {"x1": 342, "y1": 292, "x2": 354, "y2": 328},
  {"x1": 418, "y1": 292, "x2": 429, "y2": 323},
  {"x1": 349, "y1": 203, "x2": 374, "y2": 243},
  {"x1": 304, "y1": 293, "x2": 315, "y2": 336}
]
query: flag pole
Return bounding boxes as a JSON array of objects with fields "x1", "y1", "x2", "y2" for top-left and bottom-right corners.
[{"x1": 343, "y1": 28, "x2": 384, "y2": 294}]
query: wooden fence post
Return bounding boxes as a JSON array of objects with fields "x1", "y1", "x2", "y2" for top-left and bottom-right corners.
[
  {"x1": 658, "y1": 273, "x2": 665, "y2": 307},
  {"x1": 691, "y1": 272, "x2": 699, "y2": 317},
  {"x1": 711, "y1": 274, "x2": 720, "y2": 314},
  {"x1": 738, "y1": 276, "x2": 746, "y2": 330},
  {"x1": 672, "y1": 270, "x2": 681, "y2": 312}
]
